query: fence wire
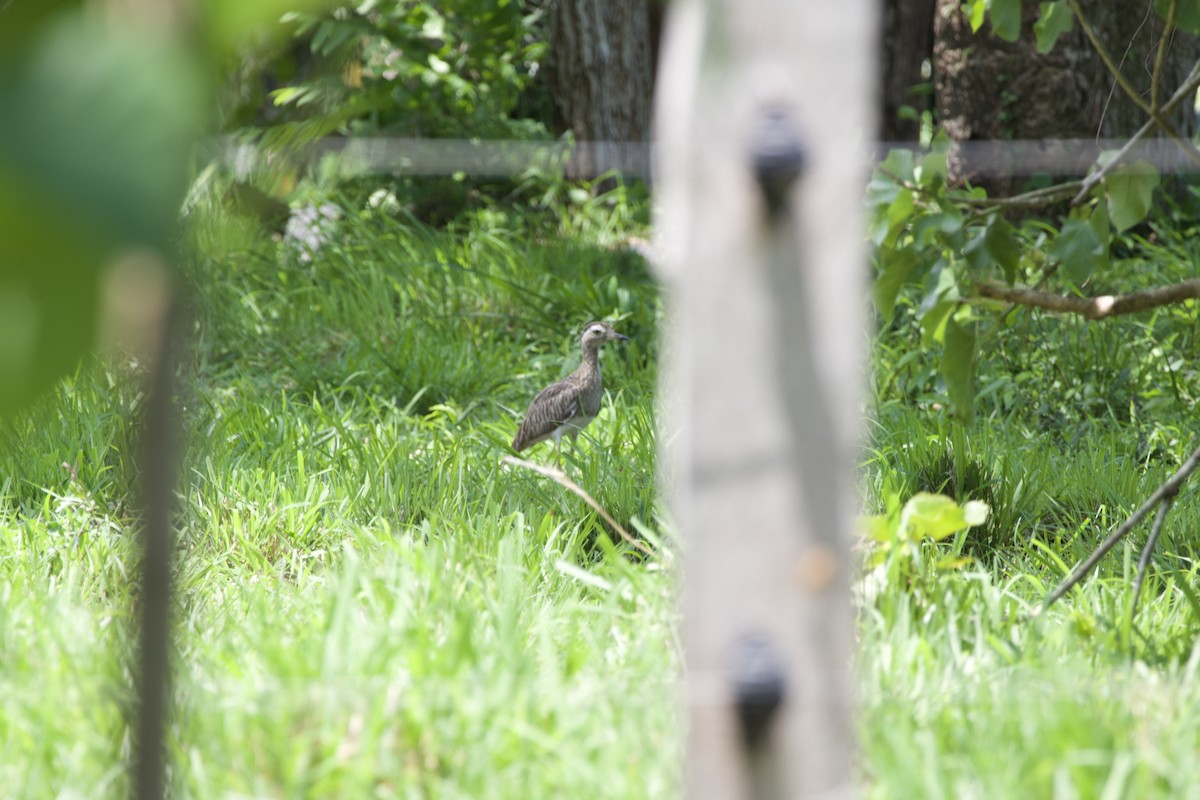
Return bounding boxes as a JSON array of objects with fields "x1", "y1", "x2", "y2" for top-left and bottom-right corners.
[{"x1": 213, "y1": 136, "x2": 1200, "y2": 180}]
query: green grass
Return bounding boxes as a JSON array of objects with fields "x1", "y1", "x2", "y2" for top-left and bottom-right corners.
[
  {"x1": 6, "y1": 191, "x2": 1200, "y2": 797},
  {"x1": 0, "y1": 198, "x2": 676, "y2": 798},
  {"x1": 858, "y1": 212, "x2": 1200, "y2": 798}
]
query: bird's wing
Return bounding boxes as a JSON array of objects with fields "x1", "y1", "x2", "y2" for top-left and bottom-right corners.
[{"x1": 512, "y1": 380, "x2": 581, "y2": 450}]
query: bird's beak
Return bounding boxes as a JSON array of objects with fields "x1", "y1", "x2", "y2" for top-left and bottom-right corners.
[{"x1": 611, "y1": 332, "x2": 630, "y2": 342}]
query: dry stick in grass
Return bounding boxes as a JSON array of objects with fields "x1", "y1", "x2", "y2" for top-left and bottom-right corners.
[
  {"x1": 1131, "y1": 495, "x2": 1175, "y2": 617},
  {"x1": 1039, "y1": 441, "x2": 1200, "y2": 614},
  {"x1": 974, "y1": 279, "x2": 1200, "y2": 320},
  {"x1": 501, "y1": 455, "x2": 655, "y2": 558}
]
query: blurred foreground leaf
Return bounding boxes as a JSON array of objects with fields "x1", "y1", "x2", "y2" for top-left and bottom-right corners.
[{"x1": 0, "y1": 14, "x2": 206, "y2": 416}]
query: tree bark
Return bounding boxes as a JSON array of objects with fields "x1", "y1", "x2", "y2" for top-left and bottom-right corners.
[
  {"x1": 547, "y1": 0, "x2": 655, "y2": 177},
  {"x1": 880, "y1": 0, "x2": 936, "y2": 142},
  {"x1": 933, "y1": 0, "x2": 1200, "y2": 192}
]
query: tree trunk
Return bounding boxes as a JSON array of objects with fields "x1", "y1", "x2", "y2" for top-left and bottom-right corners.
[
  {"x1": 933, "y1": 0, "x2": 1200, "y2": 192},
  {"x1": 547, "y1": 0, "x2": 654, "y2": 177},
  {"x1": 881, "y1": 0, "x2": 936, "y2": 142}
]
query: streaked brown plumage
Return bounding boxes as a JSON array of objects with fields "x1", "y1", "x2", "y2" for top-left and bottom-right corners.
[{"x1": 512, "y1": 321, "x2": 629, "y2": 457}]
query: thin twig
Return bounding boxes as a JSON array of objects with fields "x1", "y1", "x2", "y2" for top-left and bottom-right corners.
[
  {"x1": 1131, "y1": 495, "x2": 1174, "y2": 616},
  {"x1": 973, "y1": 279, "x2": 1200, "y2": 320},
  {"x1": 958, "y1": 181, "x2": 1083, "y2": 209},
  {"x1": 1151, "y1": 0, "x2": 1177, "y2": 112},
  {"x1": 501, "y1": 455, "x2": 656, "y2": 558},
  {"x1": 880, "y1": 163, "x2": 1082, "y2": 213},
  {"x1": 1067, "y1": 0, "x2": 1200, "y2": 170},
  {"x1": 1038, "y1": 441, "x2": 1200, "y2": 614},
  {"x1": 1068, "y1": 0, "x2": 1152, "y2": 119},
  {"x1": 1071, "y1": 58, "x2": 1200, "y2": 204}
]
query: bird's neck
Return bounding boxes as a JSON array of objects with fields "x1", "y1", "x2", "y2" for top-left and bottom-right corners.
[{"x1": 579, "y1": 345, "x2": 601, "y2": 374}]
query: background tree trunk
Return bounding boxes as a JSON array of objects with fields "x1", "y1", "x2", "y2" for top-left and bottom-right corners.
[
  {"x1": 932, "y1": 0, "x2": 1200, "y2": 192},
  {"x1": 547, "y1": 0, "x2": 655, "y2": 177},
  {"x1": 881, "y1": 0, "x2": 936, "y2": 142}
]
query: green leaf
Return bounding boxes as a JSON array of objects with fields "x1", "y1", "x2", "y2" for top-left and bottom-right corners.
[
  {"x1": 863, "y1": 514, "x2": 895, "y2": 543},
  {"x1": 0, "y1": 182, "x2": 100, "y2": 417},
  {"x1": 912, "y1": 209, "x2": 965, "y2": 248},
  {"x1": 1155, "y1": 0, "x2": 1200, "y2": 34},
  {"x1": 918, "y1": 261, "x2": 958, "y2": 346},
  {"x1": 1034, "y1": 1, "x2": 1075, "y2": 53},
  {"x1": 0, "y1": 14, "x2": 205, "y2": 416},
  {"x1": 880, "y1": 147, "x2": 916, "y2": 183},
  {"x1": 917, "y1": 150, "x2": 948, "y2": 187},
  {"x1": 1089, "y1": 200, "x2": 1112, "y2": 246},
  {"x1": 883, "y1": 188, "x2": 916, "y2": 247},
  {"x1": 0, "y1": 17, "x2": 207, "y2": 250},
  {"x1": 921, "y1": 300, "x2": 956, "y2": 347},
  {"x1": 965, "y1": 0, "x2": 988, "y2": 31},
  {"x1": 874, "y1": 249, "x2": 919, "y2": 322},
  {"x1": 989, "y1": 0, "x2": 1022, "y2": 41},
  {"x1": 867, "y1": 176, "x2": 915, "y2": 247},
  {"x1": 943, "y1": 317, "x2": 977, "y2": 425},
  {"x1": 1049, "y1": 217, "x2": 1108, "y2": 285},
  {"x1": 866, "y1": 175, "x2": 901, "y2": 211},
  {"x1": 902, "y1": 493, "x2": 970, "y2": 541},
  {"x1": 936, "y1": 555, "x2": 975, "y2": 570},
  {"x1": 963, "y1": 214, "x2": 1022, "y2": 283},
  {"x1": 1105, "y1": 160, "x2": 1160, "y2": 232}
]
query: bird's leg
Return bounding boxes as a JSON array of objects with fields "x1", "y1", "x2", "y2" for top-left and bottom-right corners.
[{"x1": 564, "y1": 429, "x2": 581, "y2": 472}]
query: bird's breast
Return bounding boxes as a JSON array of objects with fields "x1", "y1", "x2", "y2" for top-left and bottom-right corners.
[{"x1": 577, "y1": 379, "x2": 603, "y2": 419}]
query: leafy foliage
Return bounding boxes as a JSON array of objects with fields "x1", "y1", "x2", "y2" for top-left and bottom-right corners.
[
  {"x1": 865, "y1": 490, "x2": 989, "y2": 565},
  {"x1": 247, "y1": 1, "x2": 549, "y2": 146},
  {"x1": 869, "y1": 133, "x2": 1166, "y2": 420},
  {"x1": 1156, "y1": 0, "x2": 1200, "y2": 35},
  {"x1": 901, "y1": 0, "x2": 1194, "y2": 425},
  {"x1": 215, "y1": 1, "x2": 582, "y2": 225}
]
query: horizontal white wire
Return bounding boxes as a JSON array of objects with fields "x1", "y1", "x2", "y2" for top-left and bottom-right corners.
[{"x1": 212, "y1": 136, "x2": 1200, "y2": 179}]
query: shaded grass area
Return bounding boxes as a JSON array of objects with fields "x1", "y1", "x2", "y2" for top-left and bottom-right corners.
[{"x1": 0, "y1": 201, "x2": 675, "y2": 797}]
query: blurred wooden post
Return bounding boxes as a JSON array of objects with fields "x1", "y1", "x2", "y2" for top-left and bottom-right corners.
[{"x1": 654, "y1": 1, "x2": 875, "y2": 797}]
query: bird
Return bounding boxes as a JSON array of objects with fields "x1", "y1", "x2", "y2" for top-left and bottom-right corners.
[{"x1": 512, "y1": 321, "x2": 629, "y2": 464}]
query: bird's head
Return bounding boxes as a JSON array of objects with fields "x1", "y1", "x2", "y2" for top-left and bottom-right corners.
[{"x1": 581, "y1": 321, "x2": 629, "y2": 350}]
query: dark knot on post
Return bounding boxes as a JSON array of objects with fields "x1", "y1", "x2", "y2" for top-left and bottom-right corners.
[
  {"x1": 730, "y1": 632, "x2": 787, "y2": 751},
  {"x1": 750, "y1": 107, "x2": 807, "y2": 218}
]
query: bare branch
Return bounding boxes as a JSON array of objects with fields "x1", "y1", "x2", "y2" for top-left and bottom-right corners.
[
  {"x1": 1037, "y1": 441, "x2": 1200, "y2": 614},
  {"x1": 974, "y1": 279, "x2": 1200, "y2": 320},
  {"x1": 500, "y1": 455, "x2": 656, "y2": 558}
]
